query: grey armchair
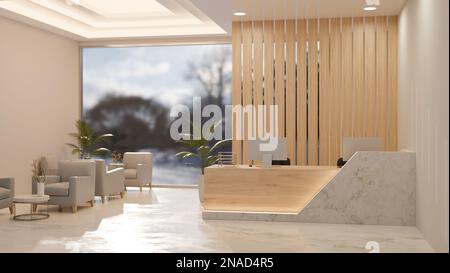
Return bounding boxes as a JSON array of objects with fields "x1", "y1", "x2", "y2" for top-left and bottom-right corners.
[
  {"x1": 95, "y1": 159, "x2": 125, "y2": 203},
  {"x1": 123, "y1": 152, "x2": 152, "y2": 191},
  {"x1": 33, "y1": 160, "x2": 96, "y2": 213},
  {"x1": 0, "y1": 178, "x2": 14, "y2": 215}
]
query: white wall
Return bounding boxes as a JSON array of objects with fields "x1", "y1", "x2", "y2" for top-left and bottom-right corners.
[
  {"x1": 0, "y1": 17, "x2": 80, "y2": 194},
  {"x1": 398, "y1": 0, "x2": 449, "y2": 252}
]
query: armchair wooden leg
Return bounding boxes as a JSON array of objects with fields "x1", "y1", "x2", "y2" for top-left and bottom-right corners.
[
  {"x1": 71, "y1": 206, "x2": 77, "y2": 213},
  {"x1": 9, "y1": 205, "x2": 14, "y2": 215},
  {"x1": 120, "y1": 192, "x2": 124, "y2": 198},
  {"x1": 89, "y1": 200, "x2": 94, "y2": 207},
  {"x1": 101, "y1": 196, "x2": 105, "y2": 203}
]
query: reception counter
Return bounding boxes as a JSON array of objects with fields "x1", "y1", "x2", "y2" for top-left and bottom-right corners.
[{"x1": 203, "y1": 165, "x2": 340, "y2": 213}]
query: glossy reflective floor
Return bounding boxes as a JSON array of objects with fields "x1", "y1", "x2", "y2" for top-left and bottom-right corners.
[{"x1": 0, "y1": 188, "x2": 434, "y2": 253}]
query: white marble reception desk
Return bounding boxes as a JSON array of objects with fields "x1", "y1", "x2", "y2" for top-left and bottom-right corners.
[{"x1": 203, "y1": 152, "x2": 416, "y2": 226}]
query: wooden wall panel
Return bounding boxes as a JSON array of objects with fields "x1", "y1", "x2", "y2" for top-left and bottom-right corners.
[
  {"x1": 286, "y1": 20, "x2": 296, "y2": 164},
  {"x1": 242, "y1": 21, "x2": 253, "y2": 164},
  {"x1": 264, "y1": 21, "x2": 274, "y2": 138},
  {"x1": 319, "y1": 18, "x2": 330, "y2": 165},
  {"x1": 275, "y1": 20, "x2": 285, "y2": 138},
  {"x1": 253, "y1": 21, "x2": 264, "y2": 141},
  {"x1": 364, "y1": 17, "x2": 376, "y2": 137},
  {"x1": 232, "y1": 22, "x2": 242, "y2": 164},
  {"x1": 342, "y1": 18, "x2": 353, "y2": 139},
  {"x1": 329, "y1": 18, "x2": 342, "y2": 165},
  {"x1": 308, "y1": 19, "x2": 319, "y2": 166},
  {"x1": 232, "y1": 16, "x2": 398, "y2": 166},
  {"x1": 353, "y1": 17, "x2": 365, "y2": 138},
  {"x1": 297, "y1": 19, "x2": 308, "y2": 165},
  {"x1": 387, "y1": 16, "x2": 398, "y2": 151},
  {"x1": 376, "y1": 17, "x2": 388, "y2": 147}
]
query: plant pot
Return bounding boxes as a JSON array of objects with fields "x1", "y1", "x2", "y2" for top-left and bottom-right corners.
[
  {"x1": 198, "y1": 175, "x2": 204, "y2": 203},
  {"x1": 37, "y1": 182, "x2": 45, "y2": 196}
]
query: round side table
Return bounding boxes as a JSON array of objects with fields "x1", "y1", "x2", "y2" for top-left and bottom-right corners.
[{"x1": 13, "y1": 194, "x2": 50, "y2": 221}]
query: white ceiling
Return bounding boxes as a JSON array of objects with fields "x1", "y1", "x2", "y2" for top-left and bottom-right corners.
[
  {"x1": 0, "y1": 0, "x2": 406, "y2": 42},
  {"x1": 0, "y1": 0, "x2": 231, "y2": 41},
  {"x1": 232, "y1": 0, "x2": 406, "y2": 21}
]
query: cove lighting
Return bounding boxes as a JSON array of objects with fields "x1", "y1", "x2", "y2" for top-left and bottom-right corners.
[
  {"x1": 233, "y1": 11, "x2": 246, "y2": 16},
  {"x1": 364, "y1": 6, "x2": 377, "y2": 11}
]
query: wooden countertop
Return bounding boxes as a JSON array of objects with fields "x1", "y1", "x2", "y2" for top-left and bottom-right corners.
[{"x1": 203, "y1": 164, "x2": 340, "y2": 213}]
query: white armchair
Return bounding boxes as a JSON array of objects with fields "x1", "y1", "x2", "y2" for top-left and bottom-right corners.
[
  {"x1": 95, "y1": 159, "x2": 125, "y2": 203},
  {"x1": 123, "y1": 152, "x2": 152, "y2": 191},
  {"x1": 33, "y1": 160, "x2": 96, "y2": 213},
  {"x1": 0, "y1": 178, "x2": 14, "y2": 215}
]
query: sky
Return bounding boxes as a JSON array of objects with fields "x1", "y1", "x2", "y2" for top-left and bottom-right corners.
[{"x1": 82, "y1": 44, "x2": 232, "y2": 111}]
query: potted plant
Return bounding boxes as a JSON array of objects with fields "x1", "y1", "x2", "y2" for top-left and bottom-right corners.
[
  {"x1": 32, "y1": 157, "x2": 47, "y2": 196},
  {"x1": 175, "y1": 123, "x2": 230, "y2": 202},
  {"x1": 66, "y1": 120, "x2": 113, "y2": 159}
]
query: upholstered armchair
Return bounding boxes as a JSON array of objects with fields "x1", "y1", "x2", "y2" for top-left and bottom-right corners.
[
  {"x1": 33, "y1": 160, "x2": 96, "y2": 213},
  {"x1": 0, "y1": 178, "x2": 14, "y2": 215},
  {"x1": 95, "y1": 159, "x2": 125, "y2": 202},
  {"x1": 123, "y1": 152, "x2": 152, "y2": 191}
]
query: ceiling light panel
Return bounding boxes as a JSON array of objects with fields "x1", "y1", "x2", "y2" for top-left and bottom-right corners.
[{"x1": 77, "y1": 0, "x2": 174, "y2": 18}]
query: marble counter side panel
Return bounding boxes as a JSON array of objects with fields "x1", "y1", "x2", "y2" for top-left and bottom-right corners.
[{"x1": 297, "y1": 152, "x2": 416, "y2": 226}]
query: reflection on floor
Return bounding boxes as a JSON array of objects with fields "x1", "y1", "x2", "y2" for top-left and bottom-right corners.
[{"x1": 0, "y1": 188, "x2": 433, "y2": 253}]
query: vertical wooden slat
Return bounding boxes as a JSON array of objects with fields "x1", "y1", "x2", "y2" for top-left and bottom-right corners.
[
  {"x1": 353, "y1": 17, "x2": 365, "y2": 138},
  {"x1": 297, "y1": 19, "x2": 307, "y2": 165},
  {"x1": 286, "y1": 20, "x2": 296, "y2": 164},
  {"x1": 275, "y1": 20, "x2": 285, "y2": 138},
  {"x1": 319, "y1": 18, "x2": 330, "y2": 165},
  {"x1": 342, "y1": 18, "x2": 353, "y2": 140},
  {"x1": 387, "y1": 16, "x2": 398, "y2": 151},
  {"x1": 253, "y1": 21, "x2": 264, "y2": 141},
  {"x1": 376, "y1": 16, "x2": 388, "y2": 148},
  {"x1": 307, "y1": 19, "x2": 319, "y2": 165},
  {"x1": 364, "y1": 17, "x2": 376, "y2": 137},
  {"x1": 264, "y1": 20, "x2": 275, "y2": 139},
  {"x1": 232, "y1": 22, "x2": 242, "y2": 164},
  {"x1": 242, "y1": 21, "x2": 253, "y2": 164},
  {"x1": 330, "y1": 18, "x2": 342, "y2": 165}
]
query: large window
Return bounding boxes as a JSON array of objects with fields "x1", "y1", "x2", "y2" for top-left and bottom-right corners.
[{"x1": 82, "y1": 44, "x2": 231, "y2": 185}]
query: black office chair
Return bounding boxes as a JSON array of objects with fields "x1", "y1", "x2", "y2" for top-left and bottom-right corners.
[
  {"x1": 337, "y1": 157, "x2": 347, "y2": 168},
  {"x1": 272, "y1": 158, "x2": 291, "y2": 166}
]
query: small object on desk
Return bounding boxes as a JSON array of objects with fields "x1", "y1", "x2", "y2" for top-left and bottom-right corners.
[
  {"x1": 337, "y1": 157, "x2": 347, "y2": 168},
  {"x1": 272, "y1": 158, "x2": 291, "y2": 166}
]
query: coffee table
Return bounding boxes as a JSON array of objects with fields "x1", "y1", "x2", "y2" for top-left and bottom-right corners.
[{"x1": 13, "y1": 194, "x2": 50, "y2": 221}]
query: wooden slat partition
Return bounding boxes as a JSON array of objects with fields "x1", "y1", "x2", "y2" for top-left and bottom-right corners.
[
  {"x1": 232, "y1": 16, "x2": 398, "y2": 166},
  {"x1": 242, "y1": 21, "x2": 252, "y2": 164},
  {"x1": 275, "y1": 20, "x2": 285, "y2": 138},
  {"x1": 319, "y1": 18, "x2": 330, "y2": 166},
  {"x1": 308, "y1": 19, "x2": 319, "y2": 165},
  {"x1": 286, "y1": 20, "x2": 296, "y2": 164},
  {"x1": 330, "y1": 18, "x2": 342, "y2": 164},
  {"x1": 387, "y1": 16, "x2": 398, "y2": 151},
  {"x1": 231, "y1": 22, "x2": 242, "y2": 164},
  {"x1": 296, "y1": 19, "x2": 308, "y2": 165}
]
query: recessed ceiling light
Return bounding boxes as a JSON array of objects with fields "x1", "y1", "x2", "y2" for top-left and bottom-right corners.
[
  {"x1": 364, "y1": 6, "x2": 377, "y2": 11},
  {"x1": 233, "y1": 11, "x2": 246, "y2": 16}
]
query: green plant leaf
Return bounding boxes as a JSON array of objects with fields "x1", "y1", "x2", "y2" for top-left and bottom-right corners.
[
  {"x1": 93, "y1": 133, "x2": 113, "y2": 144},
  {"x1": 205, "y1": 155, "x2": 219, "y2": 167},
  {"x1": 209, "y1": 139, "x2": 231, "y2": 154}
]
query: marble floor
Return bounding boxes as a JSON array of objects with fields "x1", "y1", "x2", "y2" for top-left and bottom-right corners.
[{"x1": 0, "y1": 188, "x2": 434, "y2": 253}]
